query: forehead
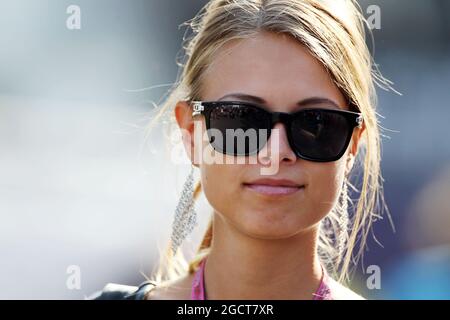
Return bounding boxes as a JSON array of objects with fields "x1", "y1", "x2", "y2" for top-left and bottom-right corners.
[{"x1": 201, "y1": 31, "x2": 346, "y2": 111}]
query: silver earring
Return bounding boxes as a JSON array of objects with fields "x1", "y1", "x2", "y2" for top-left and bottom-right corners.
[
  {"x1": 170, "y1": 165, "x2": 198, "y2": 255},
  {"x1": 337, "y1": 178, "x2": 349, "y2": 255}
]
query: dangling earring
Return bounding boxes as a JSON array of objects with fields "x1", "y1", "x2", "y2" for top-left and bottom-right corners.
[
  {"x1": 170, "y1": 165, "x2": 198, "y2": 255},
  {"x1": 337, "y1": 177, "x2": 349, "y2": 256}
]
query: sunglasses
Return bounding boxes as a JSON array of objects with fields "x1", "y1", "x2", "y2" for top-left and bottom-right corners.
[{"x1": 190, "y1": 100, "x2": 363, "y2": 162}]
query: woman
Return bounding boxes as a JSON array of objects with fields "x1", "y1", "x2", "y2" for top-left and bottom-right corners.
[{"x1": 93, "y1": 0, "x2": 393, "y2": 300}]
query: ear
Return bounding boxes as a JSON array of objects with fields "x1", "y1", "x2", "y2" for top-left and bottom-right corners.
[
  {"x1": 174, "y1": 100, "x2": 199, "y2": 167},
  {"x1": 345, "y1": 123, "x2": 365, "y2": 176}
]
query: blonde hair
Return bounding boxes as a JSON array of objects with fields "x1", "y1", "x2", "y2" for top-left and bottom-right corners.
[{"x1": 144, "y1": 0, "x2": 395, "y2": 287}]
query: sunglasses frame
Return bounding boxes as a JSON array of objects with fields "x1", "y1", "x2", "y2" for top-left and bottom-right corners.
[{"x1": 190, "y1": 100, "x2": 364, "y2": 162}]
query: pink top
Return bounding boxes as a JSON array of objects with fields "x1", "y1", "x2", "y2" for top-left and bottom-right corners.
[{"x1": 191, "y1": 257, "x2": 333, "y2": 300}]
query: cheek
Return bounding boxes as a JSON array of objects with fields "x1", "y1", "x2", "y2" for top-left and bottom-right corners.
[
  {"x1": 200, "y1": 161, "x2": 243, "y2": 216},
  {"x1": 305, "y1": 161, "x2": 346, "y2": 222}
]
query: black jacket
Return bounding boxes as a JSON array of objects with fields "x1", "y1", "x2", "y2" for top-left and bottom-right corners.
[{"x1": 90, "y1": 281, "x2": 157, "y2": 300}]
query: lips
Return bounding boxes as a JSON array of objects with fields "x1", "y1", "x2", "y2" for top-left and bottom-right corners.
[{"x1": 242, "y1": 178, "x2": 305, "y2": 196}]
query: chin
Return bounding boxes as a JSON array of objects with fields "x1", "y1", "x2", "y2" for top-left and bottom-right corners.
[{"x1": 237, "y1": 214, "x2": 308, "y2": 239}]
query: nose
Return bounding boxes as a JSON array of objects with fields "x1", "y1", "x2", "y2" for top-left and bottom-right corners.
[{"x1": 258, "y1": 122, "x2": 297, "y2": 165}]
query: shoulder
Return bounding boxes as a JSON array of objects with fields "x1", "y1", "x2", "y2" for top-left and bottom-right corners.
[
  {"x1": 327, "y1": 277, "x2": 366, "y2": 300},
  {"x1": 89, "y1": 281, "x2": 157, "y2": 300}
]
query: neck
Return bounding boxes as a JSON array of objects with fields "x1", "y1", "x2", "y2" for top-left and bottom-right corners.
[{"x1": 203, "y1": 213, "x2": 323, "y2": 300}]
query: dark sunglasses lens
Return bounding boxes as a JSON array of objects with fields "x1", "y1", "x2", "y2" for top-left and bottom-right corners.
[
  {"x1": 208, "y1": 103, "x2": 270, "y2": 155},
  {"x1": 291, "y1": 110, "x2": 351, "y2": 160}
]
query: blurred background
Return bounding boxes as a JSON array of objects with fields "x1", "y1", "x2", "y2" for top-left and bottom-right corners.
[{"x1": 0, "y1": 0, "x2": 449, "y2": 299}]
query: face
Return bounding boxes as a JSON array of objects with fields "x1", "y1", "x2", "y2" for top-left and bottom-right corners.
[{"x1": 175, "y1": 31, "x2": 364, "y2": 239}]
